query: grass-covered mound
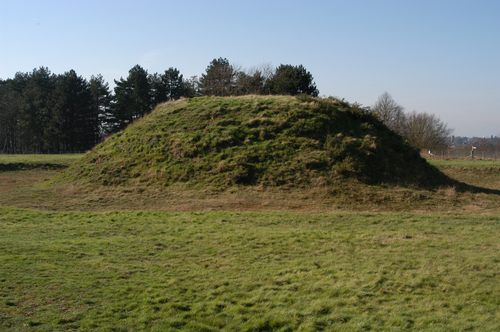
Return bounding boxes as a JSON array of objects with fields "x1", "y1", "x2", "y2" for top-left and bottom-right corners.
[{"x1": 58, "y1": 95, "x2": 451, "y2": 189}]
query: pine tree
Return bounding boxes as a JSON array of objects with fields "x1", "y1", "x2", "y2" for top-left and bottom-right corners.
[
  {"x1": 20, "y1": 67, "x2": 56, "y2": 152},
  {"x1": 109, "y1": 65, "x2": 152, "y2": 132},
  {"x1": 150, "y1": 68, "x2": 185, "y2": 106},
  {"x1": 0, "y1": 77, "x2": 24, "y2": 153},
  {"x1": 200, "y1": 58, "x2": 236, "y2": 96},
  {"x1": 51, "y1": 70, "x2": 92, "y2": 152},
  {"x1": 149, "y1": 72, "x2": 167, "y2": 107},
  {"x1": 161, "y1": 67, "x2": 185, "y2": 101},
  {"x1": 266, "y1": 64, "x2": 319, "y2": 96},
  {"x1": 89, "y1": 74, "x2": 112, "y2": 137}
]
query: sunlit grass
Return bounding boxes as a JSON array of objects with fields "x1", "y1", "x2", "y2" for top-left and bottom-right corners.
[
  {"x1": 0, "y1": 154, "x2": 84, "y2": 167},
  {"x1": 2, "y1": 208, "x2": 500, "y2": 331},
  {"x1": 427, "y1": 158, "x2": 500, "y2": 168},
  {"x1": 57, "y1": 96, "x2": 450, "y2": 190}
]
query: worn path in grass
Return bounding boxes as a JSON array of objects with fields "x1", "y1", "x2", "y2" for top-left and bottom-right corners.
[{"x1": 2, "y1": 208, "x2": 500, "y2": 331}]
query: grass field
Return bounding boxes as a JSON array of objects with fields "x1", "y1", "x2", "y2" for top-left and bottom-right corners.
[
  {"x1": 0, "y1": 154, "x2": 84, "y2": 172},
  {"x1": 0, "y1": 154, "x2": 84, "y2": 165},
  {"x1": 427, "y1": 158, "x2": 500, "y2": 168},
  {"x1": 425, "y1": 158, "x2": 500, "y2": 194},
  {"x1": 2, "y1": 207, "x2": 500, "y2": 331},
  {"x1": 2, "y1": 155, "x2": 500, "y2": 330}
]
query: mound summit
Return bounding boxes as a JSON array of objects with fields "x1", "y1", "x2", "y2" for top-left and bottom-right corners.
[{"x1": 59, "y1": 95, "x2": 451, "y2": 189}]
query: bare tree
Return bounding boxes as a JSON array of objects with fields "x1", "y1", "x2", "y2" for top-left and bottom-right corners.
[
  {"x1": 372, "y1": 92, "x2": 453, "y2": 151},
  {"x1": 371, "y1": 92, "x2": 406, "y2": 136},
  {"x1": 232, "y1": 63, "x2": 275, "y2": 96},
  {"x1": 404, "y1": 111, "x2": 453, "y2": 151},
  {"x1": 183, "y1": 76, "x2": 201, "y2": 98}
]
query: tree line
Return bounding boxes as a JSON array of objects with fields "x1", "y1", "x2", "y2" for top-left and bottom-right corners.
[
  {"x1": 370, "y1": 92, "x2": 453, "y2": 151},
  {"x1": 0, "y1": 58, "x2": 318, "y2": 153}
]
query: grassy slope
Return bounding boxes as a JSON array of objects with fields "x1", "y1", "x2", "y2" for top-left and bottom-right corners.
[
  {"x1": 2, "y1": 208, "x2": 500, "y2": 331},
  {"x1": 56, "y1": 95, "x2": 451, "y2": 190}
]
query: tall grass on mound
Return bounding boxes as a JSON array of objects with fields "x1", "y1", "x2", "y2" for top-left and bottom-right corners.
[{"x1": 57, "y1": 95, "x2": 452, "y2": 189}]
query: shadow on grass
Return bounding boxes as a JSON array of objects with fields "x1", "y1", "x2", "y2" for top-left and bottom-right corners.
[
  {"x1": 456, "y1": 182, "x2": 500, "y2": 196},
  {"x1": 0, "y1": 163, "x2": 67, "y2": 172}
]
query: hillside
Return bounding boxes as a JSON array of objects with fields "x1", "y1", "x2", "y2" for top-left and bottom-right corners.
[{"x1": 56, "y1": 95, "x2": 452, "y2": 189}]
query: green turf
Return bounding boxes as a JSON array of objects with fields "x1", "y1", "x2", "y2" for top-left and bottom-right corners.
[
  {"x1": 0, "y1": 154, "x2": 84, "y2": 171},
  {"x1": 427, "y1": 158, "x2": 500, "y2": 168},
  {"x1": 2, "y1": 207, "x2": 500, "y2": 331},
  {"x1": 57, "y1": 95, "x2": 451, "y2": 190}
]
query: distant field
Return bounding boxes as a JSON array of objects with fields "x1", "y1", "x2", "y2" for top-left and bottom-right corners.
[
  {"x1": 2, "y1": 208, "x2": 500, "y2": 331},
  {"x1": 425, "y1": 158, "x2": 500, "y2": 190},
  {"x1": 426, "y1": 158, "x2": 500, "y2": 168},
  {"x1": 0, "y1": 154, "x2": 84, "y2": 166}
]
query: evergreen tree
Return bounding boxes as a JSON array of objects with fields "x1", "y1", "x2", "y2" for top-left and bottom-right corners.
[
  {"x1": 1, "y1": 67, "x2": 113, "y2": 152},
  {"x1": 161, "y1": 67, "x2": 185, "y2": 101},
  {"x1": 20, "y1": 67, "x2": 56, "y2": 152},
  {"x1": 200, "y1": 58, "x2": 236, "y2": 96},
  {"x1": 150, "y1": 68, "x2": 185, "y2": 105},
  {"x1": 266, "y1": 64, "x2": 319, "y2": 96},
  {"x1": 50, "y1": 70, "x2": 93, "y2": 152},
  {"x1": 109, "y1": 65, "x2": 152, "y2": 132},
  {"x1": 149, "y1": 72, "x2": 167, "y2": 107},
  {"x1": 0, "y1": 77, "x2": 24, "y2": 153},
  {"x1": 89, "y1": 74, "x2": 112, "y2": 137}
]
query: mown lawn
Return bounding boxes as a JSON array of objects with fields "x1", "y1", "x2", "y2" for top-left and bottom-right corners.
[
  {"x1": 0, "y1": 154, "x2": 84, "y2": 166},
  {"x1": 427, "y1": 158, "x2": 500, "y2": 168},
  {"x1": 2, "y1": 207, "x2": 500, "y2": 331},
  {"x1": 0, "y1": 154, "x2": 84, "y2": 173}
]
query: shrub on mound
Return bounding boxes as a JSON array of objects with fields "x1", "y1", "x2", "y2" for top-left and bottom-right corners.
[{"x1": 58, "y1": 95, "x2": 452, "y2": 189}]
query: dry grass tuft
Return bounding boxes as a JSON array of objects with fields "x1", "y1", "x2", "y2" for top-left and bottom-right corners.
[{"x1": 437, "y1": 185, "x2": 457, "y2": 199}]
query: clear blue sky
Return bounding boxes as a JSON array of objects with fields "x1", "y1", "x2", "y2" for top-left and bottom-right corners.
[{"x1": 1, "y1": 0, "x2": 499, "y2": 137}]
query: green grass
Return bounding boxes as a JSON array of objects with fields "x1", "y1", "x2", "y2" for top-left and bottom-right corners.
[
  {"x1": 0, "y1": 154, "x2": 84, "y2": 171},
  {"x1": 2, "y1": 155, "x2": 500, "y2": 214},
  {"x1": 2, "y1": 150, "x2": 500, "y2": 330},
  {"x1": 424, "y1": 158, "x2": 500, "y2": 191},
  {"x1": 427, "y1": 158, "x2": 500, "y2": 168},
  {"x1": 2, "y1": 207, "x2": 500, "y2": 331},
  {"x1": 57, "y1": 95, "x2": 450, "y2": 190}
]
